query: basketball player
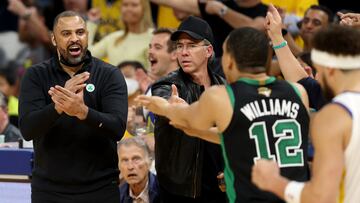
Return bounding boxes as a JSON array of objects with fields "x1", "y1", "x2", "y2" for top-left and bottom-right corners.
[{"x1": 251, "y1": 6, "x2": 360, "y2": 203}]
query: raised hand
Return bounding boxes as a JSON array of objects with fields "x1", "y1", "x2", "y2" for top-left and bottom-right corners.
[
  {"x1": 7, "y1": 0, "x2": 28, "y2": 16},
  {"x1": 87, "y1": 8, "x2": 101, "y2": 23},
  {"x1": 135, "y1": 95, "x2": 170, "y2": 117},
  {"x1": 338, "y1": 12, "x2": 360, "y2": 28},
  {"x1": 168, "y1": 84, "x2": 187, "y2": 105},
  {"x1": 265, "y1": 4, "x2": 283, "y2": 41}
]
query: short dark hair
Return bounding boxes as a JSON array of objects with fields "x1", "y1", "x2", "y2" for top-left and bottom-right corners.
[
  {"x1": 0, "y1": 61, "x2": 19, "y2": 86},
  {"x1": 117, "y1": 60, "x2": 147, "y2": 73},
  {"x1": 305, "y1": 5, "x2": 334, "y2": 23},
  {"x1": 312, "y1": 24, "x2": 360, "y2": 56},
  {"x1": 53, "y1": 11, "x2": 86, "y2": 31},
  {"x1": 225, "y1": 27, "x2": 269, "y2": 73},
  {"x1": 153, "y1": 28, "x2": 176, "y2": 53}
]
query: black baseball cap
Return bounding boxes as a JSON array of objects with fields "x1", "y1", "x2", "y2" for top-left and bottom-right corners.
[{"x1": 171, "y1": 16, "x2": 214, "y2": 45}]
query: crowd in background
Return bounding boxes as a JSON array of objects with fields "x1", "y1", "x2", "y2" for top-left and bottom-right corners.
[{"x1": 1, "y1": 0, "x2": 360, "y2": 202}]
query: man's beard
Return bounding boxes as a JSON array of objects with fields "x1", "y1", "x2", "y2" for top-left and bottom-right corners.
[{"x1": 59, "y1": 45, "x2": 88, "y2": 67}]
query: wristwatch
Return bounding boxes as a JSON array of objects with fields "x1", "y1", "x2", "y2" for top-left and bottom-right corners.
[{"x1": 219, "y1": 6, "x2": 228, "y2": 18}]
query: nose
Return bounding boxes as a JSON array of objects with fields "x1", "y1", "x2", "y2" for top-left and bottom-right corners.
[
  {"x1": 179, "y1": 47, "x2": 190, "y2": 55},
  {"x1": 69, "y1": 32, "x2": 79, "y2": 42}
]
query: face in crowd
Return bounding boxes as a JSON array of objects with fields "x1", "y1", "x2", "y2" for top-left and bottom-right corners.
[
  {"x1": 148, "y1": 33, "x2": 176, "y2": 79},
  {"x1": 175, "y1": 33, "x2": 212, "y2": 75},
  {"x1": 300, "y1": 8, "x2": 330, "y2": 44},
  {"x1": 122, "y1": 0, "x2": 144, "y2": 25},
  {"x1": 52, "y1": 15, "x2": 89, "y2": 66},
  {"x1": 118, "y1": 143, "x2": 151, "y2": 187}
]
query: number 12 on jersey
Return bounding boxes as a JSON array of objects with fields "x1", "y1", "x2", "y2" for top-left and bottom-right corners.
[{"x1": 249, "y1": 119, "x2": 304, "y2": 168}]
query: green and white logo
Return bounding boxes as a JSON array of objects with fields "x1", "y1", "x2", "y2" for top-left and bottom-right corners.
[{"x1": 86, "y1": 84, "x2": 95, "y2": 92}]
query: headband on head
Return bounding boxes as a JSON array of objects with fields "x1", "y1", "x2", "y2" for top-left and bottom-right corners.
[{"x1": 311, "y1": 49, "x2": 360, "y2": 69}]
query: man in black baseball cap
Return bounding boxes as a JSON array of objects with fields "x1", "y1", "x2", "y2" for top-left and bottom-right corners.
[
  {"x1": 171, "y1": 15, "x2": 215, "y2": 45},
  {"x1": 150, "y1": 15, "x2": 226, "y2": 203}
]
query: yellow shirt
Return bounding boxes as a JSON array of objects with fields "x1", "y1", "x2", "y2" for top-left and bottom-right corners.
[
  {"x1": 91, "y1": 0, "x2": 123, "y2": 41},
  {"x1": 157, "y1": 6, "x2": 181, "y2": 29},
  {"x1": 8, "y1": 96, "x2": 18, "y2": 116},
  {"x1": 88, "y1": 22, "x2": 153, "y2": 68},
  {"x1": 261, "y1": 0, "x2": 318, "y2": 17}
]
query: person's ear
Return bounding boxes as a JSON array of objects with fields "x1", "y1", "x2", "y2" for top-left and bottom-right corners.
[
  {"x1": 51, "y1": 33, "x2": 57, "y2": 47},
  {"x1": 206, "y1": 45, "x2": 213, "y2": 58}
]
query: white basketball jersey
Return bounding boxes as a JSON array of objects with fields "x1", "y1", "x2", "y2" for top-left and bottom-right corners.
[{"x1": 333, "y1": 92, "x2": 360, "y2": 203}]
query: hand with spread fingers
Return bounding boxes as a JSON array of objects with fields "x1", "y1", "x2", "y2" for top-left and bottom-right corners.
[
  {"x1": 168, "y1": 84, "x2": 187, "y2": 105},
  {"x1": 135, "y1": 95, "x2": 170, "y2": 117},
  {"x1": 48, "y1": 85, "x2": 88, "y2": 120}
]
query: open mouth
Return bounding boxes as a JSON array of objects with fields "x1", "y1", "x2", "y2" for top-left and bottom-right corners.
[
  {"x1": 127, "y1": 173, "x2": 138, "y2": 178},
  {"x1": 149, "y1": 57, "x2": 158, "y2": 67},
  {"x1": 68, "y1": 45, "x2": 82, "y2": 56}
]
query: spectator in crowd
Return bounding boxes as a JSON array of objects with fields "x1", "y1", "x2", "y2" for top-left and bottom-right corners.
[
  {"x1": 298, "y1": 5, "x2": 334, "y2": 52},
  {"x1": 19, "y1": 11, "x2": 127, "y2": 202},
  {"x1": 149, "y1": 0, "x2": 268, "y2": 58},
  {"x1": 252, "y1": 16, "x2": 360, "y2": 203},
  {"x1": 148, "y1": 28, "x2": 178, "y2": 81},
  {"x1": 0, "y1": 61, "x2": 22, "y2": 127},
  {"x1": 118, "y1": 137, "x2": 160, "y2": 203},
  {"x1": 0, "y1": 91, "x2": 22, "y2": 144},
  {"x1": 88, "y1": 0, "x2": 154, "y2": 68},
  {"x1": 91, "y1": 0, "x2": 123, "y2": 42},
  {"x1": 150, "y1": 16, "x2": 226, "y2": 203},
  {"x1": 136, "y1": 14, "x2": 310, "y2": 203},
  {"x1": 7, "y1": 0, "x2": 52, "y2": 67}
]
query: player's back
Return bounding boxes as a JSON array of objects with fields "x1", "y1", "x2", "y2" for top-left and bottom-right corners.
[
  {"x1": 221, "y1": 77, "x2": 310, "y2": 203},
  {"x1": 332, "y1": 92, "x2": 360, "y2": 203}
]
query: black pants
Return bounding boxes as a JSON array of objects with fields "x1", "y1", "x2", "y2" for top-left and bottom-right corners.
[{"x1": 32, "y1": 183, "x2": 120, "y2": 203}]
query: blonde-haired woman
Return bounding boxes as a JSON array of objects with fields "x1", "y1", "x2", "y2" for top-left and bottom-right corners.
[{"x1": 88, "y1": 0, "x2": 154, "y2": 68}]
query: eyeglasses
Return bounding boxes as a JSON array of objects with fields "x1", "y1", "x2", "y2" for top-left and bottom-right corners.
[{"x1": 176, "y1": 43, "x2": 208, "y2": 52}]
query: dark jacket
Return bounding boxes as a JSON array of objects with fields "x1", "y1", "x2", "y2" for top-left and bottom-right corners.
[
  {"x1": 119, "y1": 172, "x2": 160, "y2": 203},
  {"x1": 151, "y1": 68, "x2": 226, "y2": 199}
]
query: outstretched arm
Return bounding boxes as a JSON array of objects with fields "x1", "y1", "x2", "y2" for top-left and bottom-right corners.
[
  {"x1": 205, "y1": 1, "x2": 265, "y2": 30},
  {"x1": 266, "y1": 4, "x2": 308, "y2": 82},
  {"x1": 136, "y1": 85, "x2": 232, "y2": 141},
  {"x1": 150, "y1": 0, "x2": 200, "y2": 16}
]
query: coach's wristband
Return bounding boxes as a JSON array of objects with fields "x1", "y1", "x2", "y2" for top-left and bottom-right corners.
[
  {"x1": 273, "y1": 40, "x2": 287, "y2": 50},
  {"x1": 284, "y1": 181, "x2": 305, "y2": 203}
]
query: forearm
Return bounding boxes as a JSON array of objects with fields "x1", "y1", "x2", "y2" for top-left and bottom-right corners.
[
  {"x1": 194, "y1": 127, "x2": 220, "y2": 144},
  {"x1": 84, "y1": 108, "x2": 127, "y2": 141},
  {"x1": 19, "y1": 103, "x2": 60, "y2": 141},
  {"x1": 283, "y1": 33, "x2": 303, "y2": 56},
  {"x1": 222, "y1": 10, "x2": 265, "y2": 30},
  {"x1": 271, "y1": 35, "x2": 308, "y2": 82},
  {"x1": 152, "y1": 0, "x2": 200, "y2": 15}
]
